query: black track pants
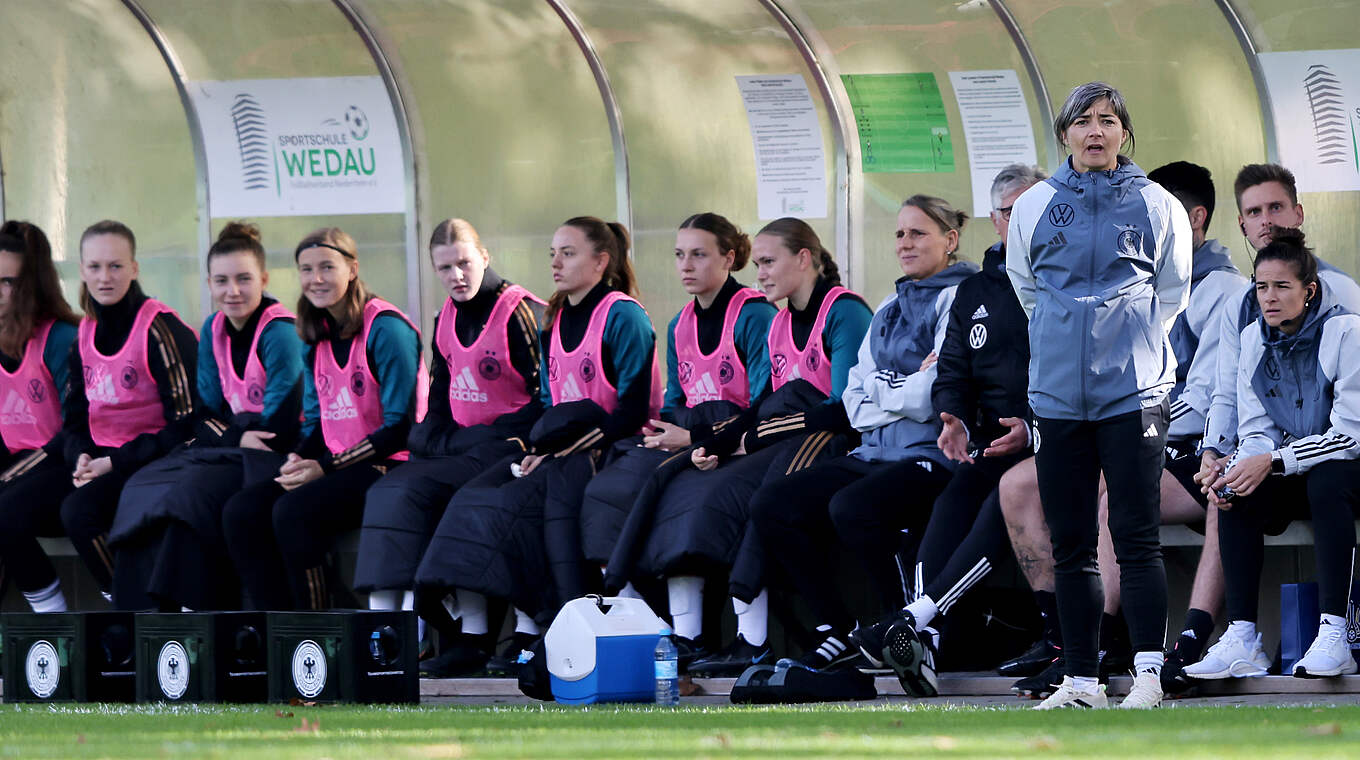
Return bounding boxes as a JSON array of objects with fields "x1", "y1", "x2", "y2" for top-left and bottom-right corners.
[
  {"x1": 752, "y1": 454, "x2": 951, "y2": 632},
  {"x1": 60, "y1": 469, "x2": 136, "y2": 593},
  {"x1": 0, "y1": 454, "x2": 74, "y2": 592},
  {"x1": 1034, "y1": 404, "x2": 1168, "y2": 677},
  {"x1": 222, "y1": 463, "x2": 387, "y2": 610},
  {"x1": 1220, "y1": 458, "x2": 1360, "y2": 621},
  {"x1": 916, "y1": 454, "x2": 1029, "y2": 615}
]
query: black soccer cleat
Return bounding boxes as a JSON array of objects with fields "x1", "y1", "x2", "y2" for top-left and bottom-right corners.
[
  {"x1": 882, "y1": 622, "x2": 938, "y2": 697},
  {"x1": 848, "y1": 611, "x2": 915, "y2": 669},
  {"x1": 482, "y1": 633, "x2": 539, "y2": 677},
  {"x1": 1012, "y1": 656, "x2": 1064, "y2": 699},
  {"x1": 419, "y1": 641, "x2": 490, "y2": 678},
  {"x1": 997, "y1": 638, "x2": 1061, "y2": 678},
  {"x1": 1160, "y1": 652, "x2": 1198, "y2": 698},
  {"x1": 689, "y1": 634, "x2": 772, "y2": 678}
]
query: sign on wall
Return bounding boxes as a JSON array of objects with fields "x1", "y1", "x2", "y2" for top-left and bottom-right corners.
[
  {"x1": 842, "y1": 73, "x2": 954, "y2": 175},
  {"x1": 1259, "y1": 49, "x2": 1360, "y2": 193},
  {"x1": 189, "y1": 76, "x2": 405, "y2": 217},
  {"x1": 735, "y1": 75, "x2": 828, "y2": 220},
  {"x1": 948, "y1": 70, "x2": 1039, "y2": 218}
]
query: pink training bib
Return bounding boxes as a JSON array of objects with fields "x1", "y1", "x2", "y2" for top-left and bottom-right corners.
[
  {"x1": 767, "y1": 286, "x2": 851, "y2": 396},
  {"x1": 211, "y1": 302, "x2": 294, "y2": 415},
  {"x1": 0, "y1": 319, "x2": 63, "y2": 453},
  {"x1": 314, "y1": 297, "x2": 429, "y2": 460},
  {"x1": 436, "y1": 284, "x2": 546, "y2": 428},
  {"x1": 673, "y1": 287, "x2": 765, "y2": 408},
  {"x1": 547, "y1": 290, "x2": 662, "y2": 423},
  {"x1": 80, "y1": 299, "x2": 184, "y2": 448}
]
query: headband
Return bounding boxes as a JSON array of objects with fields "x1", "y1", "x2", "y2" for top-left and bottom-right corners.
[{"x1": 294, "y1": 242, "x2": 355, "y2": 260}]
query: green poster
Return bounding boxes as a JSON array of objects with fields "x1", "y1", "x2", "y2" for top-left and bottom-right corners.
[{"x1": 841, "y1": 73, "x2": 953, "y2": 173}]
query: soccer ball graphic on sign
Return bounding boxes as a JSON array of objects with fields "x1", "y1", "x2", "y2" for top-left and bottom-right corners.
[{"x1": 344, "y1": 106, "x2": 369, "y2": 141}]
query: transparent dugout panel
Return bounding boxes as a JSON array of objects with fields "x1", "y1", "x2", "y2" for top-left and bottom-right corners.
[{"x1": 0, "y1": 0, "x2": 200, "y2": 318}]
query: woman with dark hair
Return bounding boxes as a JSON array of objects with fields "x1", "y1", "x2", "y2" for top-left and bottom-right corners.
[
  {"x1": 750, "y1": 196, "x2": 977, "y2": 688},
  {"x1": 57, "y1": 220, "x2": 202, "y2": 604},
  {"x1": 578, "y1": 211, "x2": 774, "y2": 606},
  {"x1": 1188, "y1": 229, "x2": 1360, "y2": 680},
  {"x1": 413, "y1": 216, "x2": 661, "y2": 675},
  {"x1": 1006, "y1": 81, "x2": 1191, "y2": 709},
  {"x1": 108, "y1": 221, "x2": 304, "y2": 611},
  {"x1": 605, "y1": 217, "x2": 871, "y2": 676},
  {"x1": 0, "y1": 221, "x2": 80, "y2": 612},
  {"x1": 354, "y1": 218, "x2": 545, "y2": 657},
  {"x1": 221, "y1": 227, "x2": 427, "y2": 610}
]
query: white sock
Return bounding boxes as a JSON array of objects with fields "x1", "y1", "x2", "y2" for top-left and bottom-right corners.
[
  {"x1": 368, "y1": 589, "x2": 400, "y2": 610},
  {"x1": 1320, "y1": 613, "x2": 1345, "y2": 628},
  {"x1": 457, "y1": 590, "x2": 488, "y2": 636},
  {"x1": 441, "y1": 593, "x2": 460, "y2": 620},
  {"x1": 667, "y1": 575, "x2": 704, "y2": 641},
  {"x1": 733, "y1": 589, "x2": 769, "y2": 646},
  {"x1": 905, "y1": 595, "x2": 939, "y2": 630},
  {"x1": 1226, "y1": 620, "x2": 1257, "y2": 642},
  {"x1": 1133, "y1": 650, "x2": 1162, "y2": 676},
  {"x1": 24, "y1": 579, "x2": 67, "y2": 613},
  {"x1": 1070, "y1": 675, "x2": 1099, "y2": 693},
  {"x1": 514, "y1": 608, "x2": 540, "y2": 635},
  {"x1": 617, "y1": 582, "x2": 642, "y2": 600},
  {"x1": 401, "y1": 590, "x2": 415, "y2": 611}
]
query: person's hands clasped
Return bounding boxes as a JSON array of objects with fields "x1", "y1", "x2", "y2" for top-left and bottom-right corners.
[
  {"x1": 72, "y1": 454, "x2": 112, "y2": 488},
  {"x1": 643, "y1": 419, "x2": 691, "y2": 452},
  {"x1": 1207, "y1": 453, "x2": 1271, "y2": 509},
  {"x1": 275, "y1": 453, "x2": 324, "y2": 491}
]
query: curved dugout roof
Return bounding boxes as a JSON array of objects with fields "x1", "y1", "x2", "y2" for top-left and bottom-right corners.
[{"x1": 0, "y1": 0, "x2": 1355, "y2": 335}]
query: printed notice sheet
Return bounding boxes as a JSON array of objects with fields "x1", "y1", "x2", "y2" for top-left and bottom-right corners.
[
  {"x1": 736, "y1": 75, "x2": 828, "y2": 220},
  {"x1": 948, "y1": 70, "x2": 1039, "y2": 217}
]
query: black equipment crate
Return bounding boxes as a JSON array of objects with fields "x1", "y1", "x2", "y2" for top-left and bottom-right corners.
[
  {"x1": 266, "y1": 610, "x2": 417, "y2": 704},
  {"x1": 135, "y1": 612, "x2": 268, "y2": 702},
  {"x1": 1, "y1": 612, "x2": 136, "y2": 703}
]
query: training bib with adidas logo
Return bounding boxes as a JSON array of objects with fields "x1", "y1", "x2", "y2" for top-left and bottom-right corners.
[
  {"x1": 80, "y1": 299, "x2": 185, "y2": 448},
  {"x1": 211, "y1": 302, "x2": 294, "y2": 415},
  {"x1": 435, "y1": 284, "x2": 545, "y2": 427},
  {"x1": 0, "y1": 319, "x2": 63, "y2": 453},
  {"x1": 673, "y1": 287, "x2": 765, "y2": 408},
  {"x1": 767, "y1": 286, "x2": 850, "y2": 396},
  {"x1": 314, "y1": 297, "x2": 429, "y2": 460},
  {"x1": 547, "y1": 290, "x2": 662, "y2": 423}
]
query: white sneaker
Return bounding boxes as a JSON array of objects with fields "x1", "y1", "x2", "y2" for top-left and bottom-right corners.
[
  {"x1": 1118, "y1": 670, "x2": 1163, "y2": 709},
  {"x1": 1034, "y1": 676, "x2": 1108, "y2": 710},
  {"x1": 1183, "y1": 633, "x2": 1270, "y2": 679},
  {"x1": 1292, "y1": 621, "x2": 1359, "y2": 678}
]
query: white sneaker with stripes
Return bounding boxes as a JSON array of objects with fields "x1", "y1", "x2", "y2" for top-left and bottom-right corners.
[{"x1": 1034, "y1": 676, "x2": 1108, "y2": 710}]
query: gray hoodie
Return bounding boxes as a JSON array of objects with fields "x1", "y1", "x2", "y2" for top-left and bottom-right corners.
[{"x1": 1006, "y1": 157, "x2": 1191, "y2": 421}]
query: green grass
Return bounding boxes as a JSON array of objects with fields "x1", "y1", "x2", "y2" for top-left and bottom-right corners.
[{"x1": 1, "y1": 703, "x2": 1358, "y2": 759}]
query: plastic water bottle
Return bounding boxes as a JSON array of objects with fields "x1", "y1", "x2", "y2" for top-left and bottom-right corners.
[{"x1": 654, "y1": 626, "x2": 679, "y2": 706}]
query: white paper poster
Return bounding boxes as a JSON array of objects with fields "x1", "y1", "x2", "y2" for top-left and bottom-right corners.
[
  {"x1": 1259, "y1": 49, "x2": 1360, "y2": 193},
  {"x1": 735, "y1": 75, "x2": 828, "y2": 220},
  {"x1": 948, "y1": 70, "x2": 1039, "y2": 217},
  {"x1": 189, "y1": 76, "x2": 406, "y2": 217}
]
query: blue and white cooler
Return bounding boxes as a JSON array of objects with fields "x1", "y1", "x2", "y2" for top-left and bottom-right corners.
[{"x1": 545, "y1": 595, "x2": 666, "y2": 705}]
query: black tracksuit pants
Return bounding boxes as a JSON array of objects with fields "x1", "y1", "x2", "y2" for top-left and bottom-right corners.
[
  {"x1": 61, "y1": 469, "x2": 138, "y2": 593},
  {"x1": 1220, "y1": 458, "x2": 1360, "y2": 621},
  {"x1": 915, "y1": 453, "x2": 1029, "y2": 615},
  {"x1": 0, "y1": 454, "x2": 74, "y2": 592},
  {"x1": 1033, "y1": 403, "x2": 1169, "y2": 677},
  {"x1": 222, "y1": 463, "x2": 388, "y2": 610},
  {"x1": 753, "y1": 453, "x2": 952, "y2": 633}
]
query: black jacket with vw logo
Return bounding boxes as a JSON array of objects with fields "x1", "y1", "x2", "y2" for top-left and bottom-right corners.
[{"x1": 931, "y1": 242, "x2": 1032, "y2": 449}]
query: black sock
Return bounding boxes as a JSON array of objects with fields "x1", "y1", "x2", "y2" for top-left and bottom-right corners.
[
  {"x1": 1170, "y1": 608, "x2": 1215, "y2": 663},
  {"x1": 1034, "y1": 591, "x2": 1062, "y2": 647},
  {"x1": 1099, "y1": 611, "x2": 1131, "y2": 654}
]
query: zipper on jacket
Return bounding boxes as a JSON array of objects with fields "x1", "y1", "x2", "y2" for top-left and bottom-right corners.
[{"x1": 1080, "y1": 177, "x2": 1095, "y2": 419}]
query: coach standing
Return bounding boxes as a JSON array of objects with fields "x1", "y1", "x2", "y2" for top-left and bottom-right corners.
[{"x1": 1006, "y1": 82, "x2": 1191, "y2": 710}]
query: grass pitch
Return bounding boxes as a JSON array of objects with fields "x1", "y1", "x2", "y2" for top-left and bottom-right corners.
[{"x1": 1, "y1": 702, "x2": 1358, "y2": 759}]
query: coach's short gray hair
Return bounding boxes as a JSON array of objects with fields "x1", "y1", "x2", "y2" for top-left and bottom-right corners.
[
  {"x1": 1053, "y1": 81, "x2": 1134, "y2": 155},
  {"x1": 990, "y1": 164, "x2": 1048, "y2": 210}
]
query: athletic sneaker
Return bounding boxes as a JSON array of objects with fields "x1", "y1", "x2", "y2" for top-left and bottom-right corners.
[
  {"x1": 1118, "y1": 670, "x2": 1163, "y2": 709},
  {"x1": 1033, "y1": 676, "x2": 1108, "y2": 710},
  {"x1": 847, "y1": 611, "x2": 914, "y2": 669},
  {"x1": 419, "y1": 641, "x2": 490, "y2": 678},
  {"x1": 674, "y1": 636, "x2": 709, "y2": 674},
  {"x1": 882, "y1": 621, "x2": 938, "y2": 697},
  {"x1": 777, "y1": 631, "x2": 856, "y2": 672},
  {"x1": 483, "y1": 633, "x2": 539, "y2": 677},
  {"x1": 998, "y1": 638, "x2": 1062, "y2": 678},
  {"x1": 1292, "y1": 621, "x2": 1359, "y2": 678},
  {"x1": 689, "y1": 634, "x2": 772, "y2": 677},
  {"x1": 1182, "y1": 633, "x2": 1270, "y2": 679},
  {"x1": 1012, "y1": 654, "x2": 1062, "y2": 698}
]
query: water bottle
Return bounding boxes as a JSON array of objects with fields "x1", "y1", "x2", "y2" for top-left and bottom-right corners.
[{"x1": 654, "y1": 626, "x2": 679, "y2": 706}]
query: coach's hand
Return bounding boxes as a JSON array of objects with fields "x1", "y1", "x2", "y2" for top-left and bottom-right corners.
[
  {"x1": 240, "y1": 430, "x2": 276, "y2": 451},
  {"x1": 1213, "y1": 453, "x2": 1270, "y2": 501},
  {"x1": 643, "y1": 419, "x2": 691, "y2": 452},
  {"x1": 276, "y1": 453, "x2": 323, "y2": 491},
  {"x1": 984, "y1": 417, "x2": 1028, "y2": 458},
  {"x1": 937, "y1": 412, "x2": 973, "y2": 464},
  {"x1": 1195, "y1": 450, "x2": 1222, "y2": 492}
]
